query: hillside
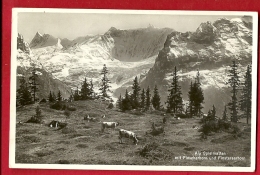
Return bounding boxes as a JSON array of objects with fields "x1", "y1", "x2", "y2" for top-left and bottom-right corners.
[{"x1": 15, "y1": 100, "x2": 251, "y2": 166}]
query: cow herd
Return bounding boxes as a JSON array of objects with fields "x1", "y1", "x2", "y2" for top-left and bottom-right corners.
[{"x1": 83, "y1": 115, "x2": 139, "y2": 145}]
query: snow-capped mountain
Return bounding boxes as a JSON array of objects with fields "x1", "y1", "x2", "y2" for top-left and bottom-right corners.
[
  {"x1": 142, "y1": 17, "x2": 252, "y2": 114},
  {"x1": 17, "y1": 16, "x2": 253, "y2": 111},
  {"x1": 17, "y1": 33, "x2": 71, "y2": 99},
  {"x1": 24, "y1": 27, "x2": 174, "y2": 101}
]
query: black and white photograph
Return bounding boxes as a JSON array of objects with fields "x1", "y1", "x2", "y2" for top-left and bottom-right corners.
[{"x1": 10, "y1": 9, "x2": 258, "y2": 172}]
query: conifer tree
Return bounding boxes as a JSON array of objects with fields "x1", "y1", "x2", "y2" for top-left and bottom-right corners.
[
  {"x1": 52, "y1": 92, "x2": 56, "y2": 102},
  {"x1": 140, "y1": 88, "x2": 146, "y2": 109},
  {"x1": 211, "y1": 105, "x2": 216, "y2": 120},
  {"x1": 227, "y1": 60, "x2": 240, "y2": 122},
  {"x1": 116, "y1": 94, "x2": 122, "y2": 110},
  {"x1": 48, "y1": 91, "x2": 55, "y2": 102},
  {"x1": 74, "y1": 87, "x2": 80, "y2": 101},
  {"x1": 187, "y1": 70, "x2": 204, "y2": 117},
  {"x1": 81, "y1": 78, "x2": 90, "y2": 100},
  {"x1": 57, "y1": 90, "x2": 62, "y2": 102},
  {"x1": 131, "y1": 76, "x2": 141, "y2": 109},
  {"x1": 188, "y1": 81, "x2": 194, "y2": 117},
  {"x1": 99, "y1": 64, "x2": 112, "y2": 99},
  {"x1": 222, "y1": 105, "x2": 228, "y2": 121},
  {"x1": 122, "y1": 89, "x2": 132, "y2": 111},
  {"x1": 193, "y1": 70, "x2": 204, "y2": 116},
  {"x1": 89, "y1": 79, "x2": 94, "y2": 99},
  {"x1": 152, "y1": 85, "x2": 161, "y2": 110},
  {"x1": 17, "y1": 77, "x2": 32, "y2": 106},
  {"x1": 145, "y1": 86, "x2": 151, "y2": 110},
  {"x1": 28, "y1": 67, "x2": 39, "y2": 102},
  {"x1": 166, "y1": 66, "x2": 183, "y2": 113},
  {"x1": 240, "y1": 65, "x2": 252, "y2": 124}
]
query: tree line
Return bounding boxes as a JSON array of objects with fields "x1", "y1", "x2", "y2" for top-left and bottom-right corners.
[
  {"x1": 116, "y1": 62, "x2": 252, "y2": 124},
  {"x1": 17, "y1": 64, "x2": 113, "y2": 105}
]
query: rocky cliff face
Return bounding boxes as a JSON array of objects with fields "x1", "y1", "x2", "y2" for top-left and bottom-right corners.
[
  {"x1": 29, "y1": 32, "x2": 59, "y2": 49},
  {"x1": 17, "y1": 33, "x2": 31, "y2": 54},
  {"x1": 142, "y1": 17, "x2": 252, "y2": 114},
  {"x1": 107, "y1": 26, "x2": 174, "y2": 61}
]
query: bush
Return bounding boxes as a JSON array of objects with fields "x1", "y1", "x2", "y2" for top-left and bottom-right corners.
[
  {"x1": 39, "y1": 98, "x2": 47, "y2": 103},
  {"x1": 26, "y1": 106, "x2": 43, "y2": 124},
  {"x1": 107, "y1": 103, "x2": 114, "y2": 109},
  {"x1": 199, "y1": 119, "x2": 231, "y2": 135},
  {"x1": 176, "y1": 113, "x2": 189, "y2": 118},
  {"x1": 140, "y1": 142, "x2": 159, "y2": 157},
  {"x1": 50, "y1": 101, "x2": 64, "y2": 110}
]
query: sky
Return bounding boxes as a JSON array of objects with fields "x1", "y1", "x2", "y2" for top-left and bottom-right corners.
[{"x1": 17, "y1": 12, "x2": 242, "y2": 42}]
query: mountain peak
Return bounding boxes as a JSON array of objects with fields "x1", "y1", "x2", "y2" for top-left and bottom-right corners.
[{"x1": 36, "y1": 31, "x2": 43, "y2": 37}]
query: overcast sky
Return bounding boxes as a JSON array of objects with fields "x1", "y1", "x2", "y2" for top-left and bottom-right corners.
[{"x1": 17, "y1": 12, "x2": 242, "y2": 42}]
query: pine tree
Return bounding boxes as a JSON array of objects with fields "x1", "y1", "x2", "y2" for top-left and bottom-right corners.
[
  {"x1": 116, "y1": 94, "x2": 122, "y2": 110},
  {"x1": 145, "y1": 86, "x2": 151, "y2": 110},
  {"x1": 227, "y1": 60, "x2": 240, "y2": 122},
  {"x1": 131, "y1": 76, "x2": 141, "y2": 109},
  {"x1": 152, "y1": 85, "x2": 161, "y2": 110},
  {"x1": 57, "y1": 90, "x2": 62, "y2": 102},
  {"x1": 193, "y1": 70, "x2": 204, "y2": 117},
  {"x1": 166, "y1": 66, "x2": 183, "y2": 113},
  {"x1": 52, "y1": 92, "x2": 56, "y2": 102},
  {"x1": 17, "y1": 77, "x2": 32, "y2": 106},
  {"x1": 122, "y1": 89, "x2": 132, "y2": 111},
  {"x1": 28, "y1": 66, "x2": 39, "y2": 103},
  {"x1": 81, "y1": 78, "x2": 90, "y2": 100},
  {"x1": 211, "y1": 105, "x2": 216, "y2": 120},
  {"x1": 74, "y1": 87, "x2": 80, "y2": 101},
  {"x1": 240, "y1": 65, "x2": 252, "y2": 124},
  {"x1": 187, "y1": 70, "x2": 204, "y2": 117},
  {"x1": 222, "y1": 105, "x2": 228, "y2": 121},
  {"x1": 48, "y1": 91, "x2": 55, "y2": 102},
  {"x1": 140, "y1": 88, "x2": 146, "y2": 109},
  {"x1": 188, "y1": 81, "x2": 194, "y2": 117},
  {"x1": 89, "y1": 79, "x2": 94, "y2": 99},
  {"x1": 99, "y1": 64, "x2": 112, "y2": 99}
]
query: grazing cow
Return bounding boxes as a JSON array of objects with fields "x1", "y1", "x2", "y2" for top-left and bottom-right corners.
[
  {"x1": 84, "y1": 115, "x2": 97, "y2": 122},
  {"x1": 101, "y1": 122, "x2": 119, "y2": 132},
  {"x1": 118, "y1": 129, "x2": 138, "y2": 145}
]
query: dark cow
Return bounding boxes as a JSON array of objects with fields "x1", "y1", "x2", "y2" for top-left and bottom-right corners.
[
  {"x1": 118, "y1": 129, "x2": 138, "y2": 145},
  {"x1": 101, "y1": 122, "x2": 119, "y2": 132}
]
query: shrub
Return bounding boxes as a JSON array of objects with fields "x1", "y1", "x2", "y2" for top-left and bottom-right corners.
[
  {"x1": 107, "y1": 103, "x2": 114, "y2": 109},
  {"x1": 50, "y1": 101, "x2": 64, "y2": 110},
  {"x1": 39, "y1": 98, "x2": 47, "y2": 103},
  {"x1": 140, "y1": 142, "x2": 159, "y2": 157},
  {"x1": 176, "y1": 113, "x2": 189, "y2": 118},
  {"x1": 26, "y1": 106, "x2": 43, "y2": 124},
  {"x1": 199, "y1": 119, "x2": 232, "y2": 135}
]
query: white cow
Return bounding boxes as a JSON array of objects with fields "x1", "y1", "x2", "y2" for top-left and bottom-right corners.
[
  {"x1": 118, "y1": 129, "x2": 138, "y2": 145},
  {"x1": 101, "y1": 122, "x2": 119, "y2": 132}
]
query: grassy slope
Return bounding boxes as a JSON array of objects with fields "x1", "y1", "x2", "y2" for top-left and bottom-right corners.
[{"x1": 15, "y1": 100, "x2": 251, "y2": 166}]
